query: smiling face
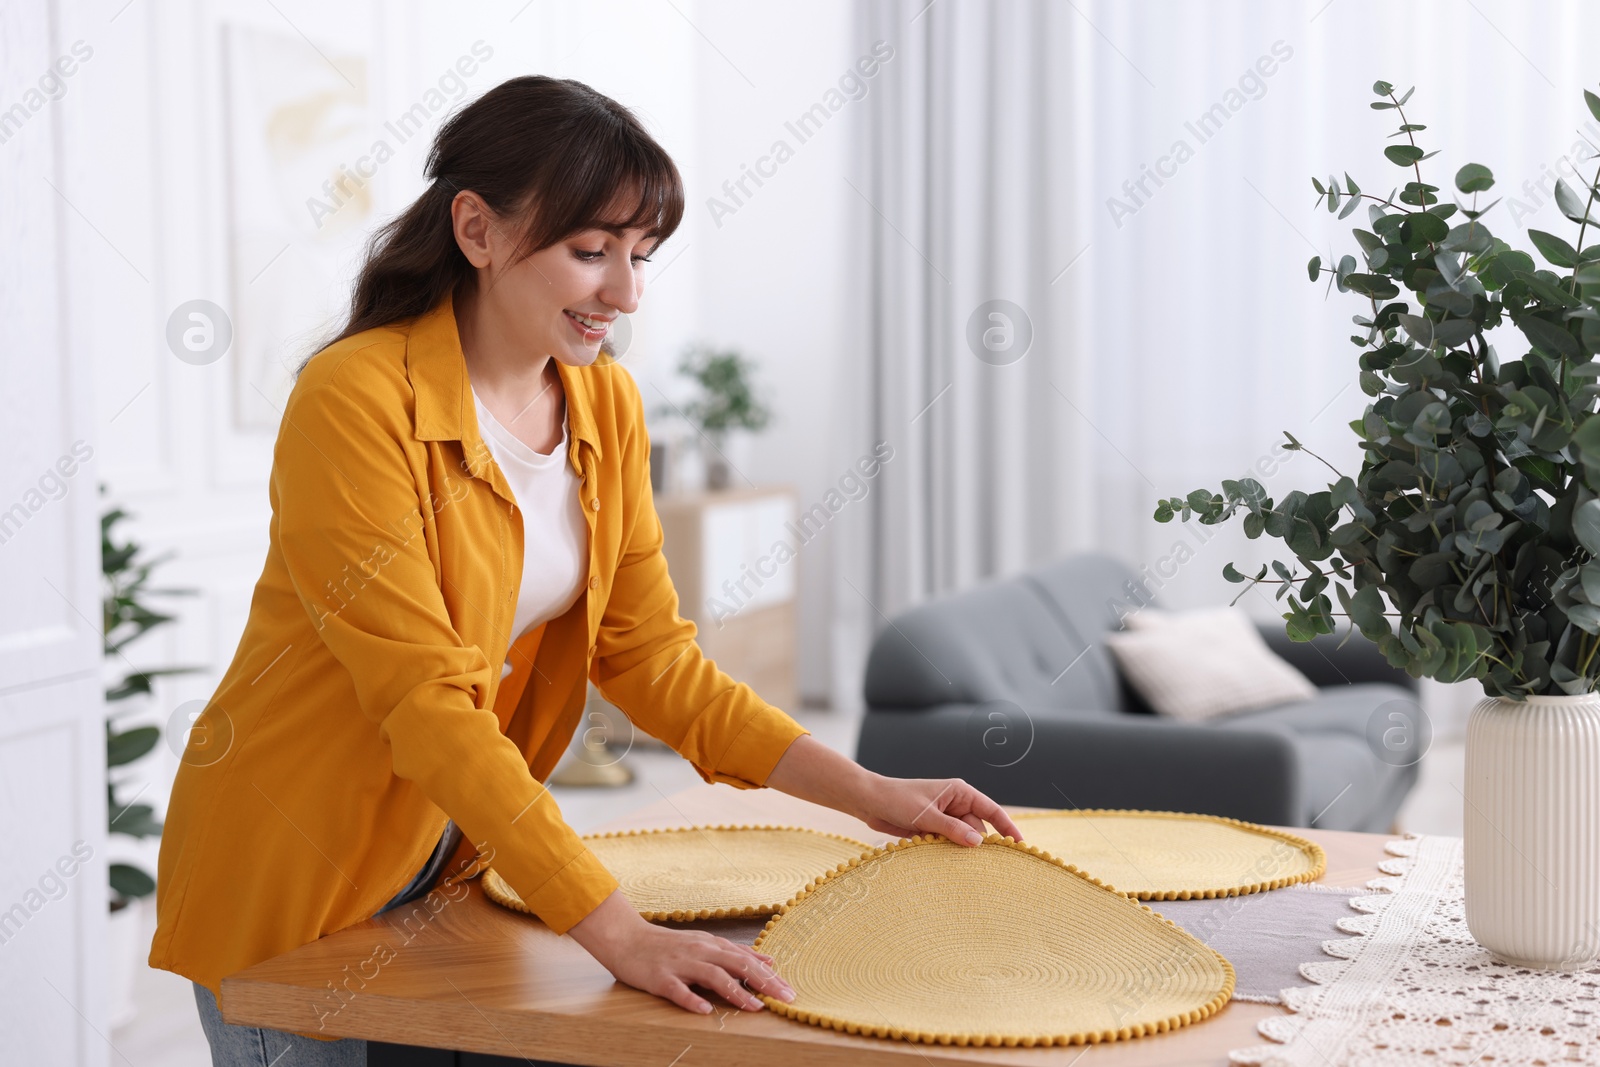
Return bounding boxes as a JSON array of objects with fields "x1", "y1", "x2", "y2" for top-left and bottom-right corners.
[{"x1": 451, "y1": 187, "x2": 661, "y2": 368}]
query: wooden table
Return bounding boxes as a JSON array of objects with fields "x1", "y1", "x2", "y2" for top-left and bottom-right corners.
[{"x1": 220, "y1": 786, "x2": 1392, "y2": 1066}]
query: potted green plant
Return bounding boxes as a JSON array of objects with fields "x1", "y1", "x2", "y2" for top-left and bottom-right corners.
[
  {"x1": 1154, "y1": 82, "x2": 1600, "y2": 970},
  {"x1": 101, "y1": 486, "x2": 200, "y2": 1025},
  {"x1": 656, "y1": 343, "x2": 772, "y2": 490}
]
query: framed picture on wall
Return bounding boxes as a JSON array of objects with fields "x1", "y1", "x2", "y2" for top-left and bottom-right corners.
[{"x1": 220, "y1": 21, "x2": 371, "y2": 431}]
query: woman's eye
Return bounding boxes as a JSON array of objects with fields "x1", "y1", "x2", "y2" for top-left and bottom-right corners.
[{"x1": 573, "y1": 245, "x2": 655, "y2": 263}]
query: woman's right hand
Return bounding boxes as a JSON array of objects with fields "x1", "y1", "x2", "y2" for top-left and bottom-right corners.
[{"x1": 566, "y1": 889, "x2": 796, "y2": 1014}]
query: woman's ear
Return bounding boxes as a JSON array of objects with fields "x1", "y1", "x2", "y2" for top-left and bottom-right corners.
[{"x1": 450, "y1": 189, "x2": 498, "y2": 269}]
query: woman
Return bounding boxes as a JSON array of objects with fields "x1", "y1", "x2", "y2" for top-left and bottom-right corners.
[{"x1": 151, "y1": 74, "x2": 1022, "y2": 1066}]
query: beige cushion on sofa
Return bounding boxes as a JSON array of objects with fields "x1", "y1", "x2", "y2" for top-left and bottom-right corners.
[{"x1": 1103, "y1": 606, "x2": 1317, "y2": 721}]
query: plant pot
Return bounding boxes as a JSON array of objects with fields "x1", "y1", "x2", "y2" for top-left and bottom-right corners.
[
  {"x1": 1463, "y1": 692, "x2": 1600, "y2": 970},
  {"x1": 108, "y1": 897, "x2": 142, "y2": 1029}
]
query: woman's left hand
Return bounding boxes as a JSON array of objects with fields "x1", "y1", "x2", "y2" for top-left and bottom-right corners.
[
  {"x1": 853, "y1": 774, "x2": 1025, "y2": 846},
  {"x1": 765, "y1": 735, "x2": 1024, "y2": 847}
]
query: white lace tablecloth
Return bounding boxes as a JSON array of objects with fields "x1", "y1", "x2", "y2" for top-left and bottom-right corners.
[{"x1": 1230, "y1": 833, "x2": 1600, "y2": 1066}]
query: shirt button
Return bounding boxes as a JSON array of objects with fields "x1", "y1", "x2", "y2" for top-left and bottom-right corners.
[
  {"x1": 588, "y1": 576, "x2": 600, "y2": 590},
  {"x1": 588, "y1": 644, "x2": 598, "y2": 657},
  {"x1": 589, "y1": 498, "x2": 601, "y2": 511}
]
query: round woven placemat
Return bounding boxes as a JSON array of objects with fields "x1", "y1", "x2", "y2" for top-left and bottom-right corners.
[
  {"x1": 481, "y1": 824, "x2": 871, "y2": 921},
  {"x1": 752, "y1": 833, "x2": 1234, "y2": 1046},
  {"x1": 1008, "y1": 809, "x2": 1325, "y2": 900}
]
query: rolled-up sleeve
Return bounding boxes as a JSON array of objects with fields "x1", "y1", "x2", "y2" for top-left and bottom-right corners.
[
  {"x1": 272, "y1": 369, "x2": 617, "y2": 934},
  {"x1": 587, "y1": 381, "x2": 811, "y2": 787}
]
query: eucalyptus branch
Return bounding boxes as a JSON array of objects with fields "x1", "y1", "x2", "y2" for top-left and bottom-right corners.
[
  {"x1": 1157, "y1": 81, "x2": 1600, "y2": 697},
  {"x1": 1293, "y1": 441, "x2": 1346, "y2": 481},
  {"x1": 1568, "y1": 153, "x2": 1600, "y2": 298},
  {"x1": 1389, "y1": 87, "x2": 1425, "y2": 196}
]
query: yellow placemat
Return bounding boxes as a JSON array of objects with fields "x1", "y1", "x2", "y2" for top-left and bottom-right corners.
[
  {"x1": 481, "y1": 824, "x2": 871, "y2": 921},
  {"x1": 752, "y1": 834, "x2": 1234, "y2": 1046},
  {"x1": 1008, "y1": 809, "x2": 1325, "y2": 900}
]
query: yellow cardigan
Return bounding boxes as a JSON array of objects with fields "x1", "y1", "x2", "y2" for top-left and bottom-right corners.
[{"x1": 149, "y1": 289, "x2": 811, "y2": 1018}]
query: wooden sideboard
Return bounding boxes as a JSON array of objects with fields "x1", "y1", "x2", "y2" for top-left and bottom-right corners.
[{"x1": 654, "y1": 486, "x2": 799, "y2": 714}]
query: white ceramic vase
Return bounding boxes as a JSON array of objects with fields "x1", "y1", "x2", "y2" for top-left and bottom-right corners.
[{"x1": 1463, "y1": 692, "x2": 1600, "y2": 970}]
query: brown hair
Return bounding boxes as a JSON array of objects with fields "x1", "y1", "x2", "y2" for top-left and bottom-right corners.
[{"x1": 294, "y1": 75, "x2": 684, "y2": 379}]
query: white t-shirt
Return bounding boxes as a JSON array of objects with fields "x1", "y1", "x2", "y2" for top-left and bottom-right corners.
[{"x1": 470, "y1": 387, "x2": 590, "y2": 650}]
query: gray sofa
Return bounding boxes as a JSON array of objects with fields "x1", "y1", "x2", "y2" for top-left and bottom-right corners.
[{"x1": 853, "y1": 551, "x2": 1423, "y2": 832}]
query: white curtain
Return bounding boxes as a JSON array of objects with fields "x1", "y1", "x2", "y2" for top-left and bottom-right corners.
[{"x1": 834, "y1": 0, "x2": 1094, "y2": 674}]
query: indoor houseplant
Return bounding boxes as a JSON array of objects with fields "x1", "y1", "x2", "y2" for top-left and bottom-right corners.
[
  {"x1": 1154, "y1": 82, "x2": 1600, "y2": 970},
  {"x1": 101, "y1": 487, "x2": 199, "y2": 1024},
  {"x1": 656, "y1": 343, "x2": 772, "y2": 490}
]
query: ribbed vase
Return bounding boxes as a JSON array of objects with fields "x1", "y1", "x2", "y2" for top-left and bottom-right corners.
[{"x1": 1463, "y1": 692, "x2": 1600, "y2": 970}]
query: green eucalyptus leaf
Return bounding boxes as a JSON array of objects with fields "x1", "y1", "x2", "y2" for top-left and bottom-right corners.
[
  {"x1": 1433, "y1": 319, "x2": 1479, "y2": 348},
  {"x1": 1567, "y1": 603, "x2": 1600, "y2": 635},
  {"x1": 1454, "y1": 163, "x2": 1494, "y2": 193},
  {"x1": 1344, "y1": 273, "x2": 1401, "y2": 300},
  {"x1": 1372, "y1": 212, "x2": 1405, "y2": 238},
  {"x1": 1513, "y1": 270, "x2": 1583, "y2": 309},
  {"x1": 1575, "y1": 499, "x2": 1600, "y2": 555},
  {"x1": 1399, "y1": 314, "x2": 1434, "y2": 346},
  {"x1": 1235, "y1": 478, "x2": 1269, "y2": 509},
  {"x1": 1580, "y1": 559, "x2": 1600, "y2": 605},
  {"x1": 1402, "y1": 212, "x2": 1449, "y2": 248},
  {"x1": 1528, "y1": 229, "x2": 1580, "y2": 269},
  {"x1": 1410, "y1": 551, "x2": 1457, "y2": 586},
  {"x1": 1518, "y1": 314, "x2": 1581, "y2": 359},
  {"x1": 1439, "y1": 222, "x2": 1493, "y2": 255},
  {"x1": 1554, "y1": 177, "x2": 1596, "y2": 225},
  {"x1": 1348, "y1": 584, "x2": 1390, "y2": 640},
  {"x1": 1385, "y1": 144, "x2": 1425, "y2": 167}
]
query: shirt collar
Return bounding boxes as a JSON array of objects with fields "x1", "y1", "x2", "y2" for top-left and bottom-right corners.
[{"x1": 405, "y1": 287, "x2": 601, "y2": 479}]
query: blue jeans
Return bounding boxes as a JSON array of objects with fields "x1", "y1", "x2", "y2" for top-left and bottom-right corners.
[{"x1": 191, "y1": 820, "x2": 462, "y2": 1065}]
